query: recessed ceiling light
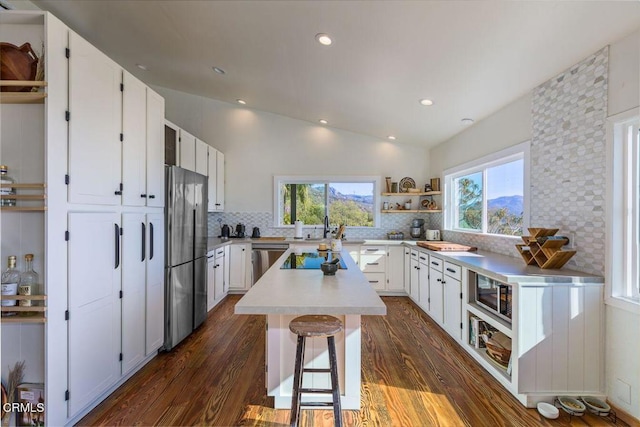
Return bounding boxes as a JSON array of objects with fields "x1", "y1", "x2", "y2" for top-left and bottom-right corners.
[
  {"x1": 419, "y1": 99, "x2": 433, "y2": 106},
  {"x1": 136, "y1": 64, "x2": 148, "y2": 71},
  {"x1": 461, "y1": 118, "x2": 474, "y2": 125},
  {"x1": 315, "y1": 33, "x2": 333, "y2": 46},
  {"x1": 212, "y1": 66, "x2": 226, "y2": 75},
  {"x1": 319, "y1": 119, "x2": 328, "y2": 125},
  {"x1": 387, "y1": 135, "x2": 397, "y2": 141},
  {"x1": 237, "y1": 99, "x2": 247, "y2": 105}
]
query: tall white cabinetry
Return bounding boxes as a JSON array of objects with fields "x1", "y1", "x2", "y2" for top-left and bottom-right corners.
[
  {"x1": 0, "y1": 11, "x2": 166, "y2": 425},
  {"x1": 178, "y1": 129, "x2": 196, "y2": 172},
  {"x1": 208, "y1": 148, "x2": 225, "y2": 212}
]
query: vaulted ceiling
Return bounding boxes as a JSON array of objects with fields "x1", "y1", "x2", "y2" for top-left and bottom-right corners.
[{"x1": 32, "y1": 0, "x2": 640, "y2": 146}]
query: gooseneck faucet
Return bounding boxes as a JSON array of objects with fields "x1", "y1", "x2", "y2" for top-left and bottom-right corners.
[{"x1": 323, "y1": 215, "x2": 330, "y2": 238}]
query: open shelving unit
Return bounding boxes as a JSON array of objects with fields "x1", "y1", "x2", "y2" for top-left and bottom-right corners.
[
  {"x1": 1, "y1": 295, "x2": 47, "y2": 323},
  {"x1": 0, "y1": 183, "x2": 46, "y2": 211},
  {"x1": 381, "y1": 191, "x2": 442, "y2": 213},
  {"x1": 0, "y1": 80, "x2": 47, "y2": 104}
]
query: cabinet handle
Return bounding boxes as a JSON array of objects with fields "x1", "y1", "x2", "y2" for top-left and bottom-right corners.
[
  {"x1": 367, "y1": 262, "x2": 379, "y2": 265},
  {"x1": 366, "y1": 248, "x2": 378, "y2": 251},
  {"x1": 416, "y1": 267, "x2": 420, "y2": 270},
  {"x1": 149, "y1": 195, "x2": 156, "y2": 199},
  {"x1": 114, "y1": 224, "x2": 120, "y2": 269},
  {"x1": 442, "y1": 280, "x2": 446, "y2": 284},
  {"x1": 215, "y1": 203, "x2": 221, "y2": 206},
  {"x1": 215, "y1": 264, "x2": 220, "y2": 268},
  {"x1": 141, "y1": 222, "x2": 146, "y2": 262},
  {"x1": 369, "y1": 280, "x2": 379, "y2": 284},
  {"x1": 446, "y1": 267, "x2": 456, "y2": 273},
  {"x1": 431, "y1": 261, "x2": 438, "y2": 266},
  {"x1": 114, "y1": 183, "x2": 123, "y2": 196},
  {"x1": 141, "y1": 194, "x2": 147, "y2": 198},
  {"x1": 437, "y1": 278, "x2": 441, "y2": 282},
  {"x1": 419, "y1": 256, "x2": 426, "y2": 261},
  {"x1": 208, "y1": 255, "x2": 214, "y2": 259},
  {"x1": 150, "y1": 223, "x2": 154, "y2": 260}
]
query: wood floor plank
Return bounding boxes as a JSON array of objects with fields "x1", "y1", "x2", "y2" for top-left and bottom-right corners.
[{"x1": 78, "y1": 295, "x2": 628, "y2": 427}]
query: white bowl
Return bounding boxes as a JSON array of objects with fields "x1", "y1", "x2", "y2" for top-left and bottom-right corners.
[{"x1": 537, "y1": 402, "x2": 559, "y2": 419}]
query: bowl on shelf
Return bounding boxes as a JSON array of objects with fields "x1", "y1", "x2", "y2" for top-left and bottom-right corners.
[
  {"x1": 406, "y1": 188, "x2": 421, "y2": 193},
  {"x1": 536, "y1": 402, "x2": 559, "y2": 419}
]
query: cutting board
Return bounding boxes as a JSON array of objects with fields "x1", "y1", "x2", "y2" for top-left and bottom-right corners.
[
  {"x1": 417, "y1": 241, "x2": 477, "y2": 252},
  {"x1": 255, "y1": 236, "x2": 286, "y2": 240}
]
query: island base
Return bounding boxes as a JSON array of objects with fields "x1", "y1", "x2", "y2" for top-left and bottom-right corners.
[{"x1": 266, "y1": 314, "x2": 362, "y2": 410}]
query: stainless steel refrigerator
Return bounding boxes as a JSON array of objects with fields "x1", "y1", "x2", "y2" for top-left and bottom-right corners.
[{"x1": 164, "y1": 166, "x2": 208, "y2": 350}]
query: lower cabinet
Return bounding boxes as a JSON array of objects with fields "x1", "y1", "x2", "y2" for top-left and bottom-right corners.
[
  {"x1": 427, "y1": 256, "x2": 444, "y2": 323},
  {"x1": 229, "y1": 243, "x2": 252, "y2": 291},
  {"x1": 386, "y1": 246, "x2": 405, "y2": 291},
  {"x1": 403, "y1": 247, "x2": 411, "y2": 294},
  {"x1": 207, "y1": 246, "x2": 227, "y2": 310},
  {"x1": 442, "y1": 261, "x2": 462, "y2": 340},
  {"x1": 409, "y1": 249, "x2": 420, "y2": 303},
  {"x1": 67, "y1": 210, "x2": 164, "y2": 417}
]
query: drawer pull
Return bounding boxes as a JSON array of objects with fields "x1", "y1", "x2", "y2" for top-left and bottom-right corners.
[
  {"x1": 369, "y1": 280, "x2": 379, "y2": 284},
  {"x1": 419, "y1": 256, "x2": 427, "y2": 261},
  {"x1": 367, "y1": 262, "x2": 379, "y2": 265},
  {"x1": 366, "y1": 248, "x2": 378, "y2": 252},
  {"x1": 446, "y1": 267, "x2": 456, "y2": 273},
  {"x1": 431, "y1": 261, "x2": 439, "y2": 266}
]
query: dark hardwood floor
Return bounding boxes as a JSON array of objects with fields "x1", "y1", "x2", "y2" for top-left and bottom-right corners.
[{"x1": 78, "y1": 295, "x2": 626, "y2": 426}]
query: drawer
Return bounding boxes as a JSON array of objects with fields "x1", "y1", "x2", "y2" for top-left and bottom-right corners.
[
  {"x1": 443, "y1": 262, "x2": 461, "y2": 280},
  {"x1": 360, "y1": 254, "x2": 386, "y2": 272},
  {"x1": 428, "y1": 256, "x2": 443, "y2": 271},
  {"x1": 215, "y1": 247, "x2": 225, "y2": 258},
  {"x1": 360, "y1": 245, "x2": 386, "y2": 256},
  {"x1": 364, "y1": 272, "x2": 386, "y2": 290},
  {"x1": 417, "y1": 251, "x2": 429, "y2": 266},
  {"x1": 410, "y1": 249, "x2": 419, "y2": 260}
]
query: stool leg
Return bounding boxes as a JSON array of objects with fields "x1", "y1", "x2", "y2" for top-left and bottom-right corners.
[
  {"x1": 327, "y1": 336, "x2": 342, "y2": 427},
  {"x1": 290, "y1": 335, "x2": 306, "y2": 427}
]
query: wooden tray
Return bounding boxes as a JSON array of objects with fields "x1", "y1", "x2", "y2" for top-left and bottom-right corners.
[{"x1": 417, "y1": 241, "x2": 477, "y2": 252}]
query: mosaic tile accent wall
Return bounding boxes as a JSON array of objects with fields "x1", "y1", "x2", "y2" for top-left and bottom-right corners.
[
  {"x1": 208, "y1": 211, "x2": 432, "y2": 240},
  {"x1": 428, "y1": 47, "x2": 609, "y2": 275}
]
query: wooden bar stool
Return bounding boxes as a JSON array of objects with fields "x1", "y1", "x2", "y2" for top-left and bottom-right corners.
[{"x1": 289, "y1": 314, "x2": 343, "y2": 427}]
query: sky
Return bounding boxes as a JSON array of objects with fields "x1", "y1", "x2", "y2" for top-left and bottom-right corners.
[
  {"x1": 331, "y1": 182, "x2": 374, "y2": 196},
  {"x1": 461, "y1": 159, "x2": 523, "y2": 200}
]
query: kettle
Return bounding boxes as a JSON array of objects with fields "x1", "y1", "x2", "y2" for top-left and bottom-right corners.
[
  {"x1": 236, "y1": 223, "x2": 246, "y2": 237},
  {"x1": 221, "y1": 224, "x2": 231, "y2": 238},
  {"x1": 251, "y1": 227, "x2": 261, "y2": 238}
]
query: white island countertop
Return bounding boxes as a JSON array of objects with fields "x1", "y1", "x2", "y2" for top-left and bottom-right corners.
[{"x1": 234, "y1": 249, "x2": 387, "y2": 316}]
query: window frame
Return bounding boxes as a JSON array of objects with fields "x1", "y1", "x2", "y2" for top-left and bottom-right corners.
[
  {"x1": 273, "y1": 175, "x2": 381, "y2": 228},
  {"x1": 443, "y1": 141, "x2": 530, "y2": 237},
  {"x1": 606, "y1": 108, "x2": 640, "y2": 312}
]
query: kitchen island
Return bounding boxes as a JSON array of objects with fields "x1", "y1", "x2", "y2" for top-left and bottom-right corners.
[{"x1": 235, "y1": 248, "x2": 386, "y2": 409}]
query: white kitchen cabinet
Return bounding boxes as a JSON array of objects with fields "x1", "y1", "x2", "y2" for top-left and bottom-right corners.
[
  {"x1": 223, "y1": 245, "x2": 230, "y2": 294},
  {"x1": 179, "y1": 128, "x2": 196, "y2": 172},
  {"x1": 207, "y1": 246, "x2": 227, "y2": 310},
  {"x1": 229, "y1": 243, "x2": 252, "y2": 291},
  {"x1": 68, "y1": 30, "x2": 122, "y2": 205},
  {"x1": 145, "y1": 212, "x2": 164, "y2": 355},
  {"x1": 207, "y1": 147, "x2": 225, "y2": 212},
  {"x1": 207, "y1": 251, "x2": 216, "y2": 310},
  {"x1": 195, "y1": 138, "x2": 209, "y2": 176},
  {"x1": 427, "y1": 256, "x2": 444, "y2": 323},
  {"x1": 403, "y1": 247, "x2": 411, "y2": 295},
  {"x1": 442, "y1": 262, "x2": 463, "y2": 340},
  {"x1": 387, "y1": 246, "x2": 405, "y2": 292},
  {"x1": 418, "y1": 253, "x2": 429, "y2": 311},
  {"x1": 215, "y1": 150, "x2": 225, "y2": 211},
  {"x1": 360, "y1": 245, "x2": 386, "y2": 291},
  {"x1": 409, "y1": 249, "x2": 420, "y2": 303},
  {"x1": 67, "y1": 212, "x2": 121, "y2": 417},
  {"x1": 145, "y1": 89, "x2": 165, "y2": 207},
  {"x1": 122, "y1": 72, "x2": 147, "y2": 207}
]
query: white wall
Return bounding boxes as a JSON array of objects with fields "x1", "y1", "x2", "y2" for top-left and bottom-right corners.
[
  {"x1": 604, "y1": 29, "x2": 640, "y2": 420},
  {"x1": 154, "y1": 86, "x2": 429, "y2": 213}
]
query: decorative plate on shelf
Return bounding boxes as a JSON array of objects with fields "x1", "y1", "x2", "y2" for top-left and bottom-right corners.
[{"x1": 399, "y1": 177, "x2": 415, "y2": 192}]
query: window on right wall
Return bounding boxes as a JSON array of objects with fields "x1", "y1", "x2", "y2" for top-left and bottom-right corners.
[
  {"x1": 443, "y1": 141, "x2": 530, "y2": 237},
  {"x1": 607, "y1": 110, "x2": 640, "y2": 305}
]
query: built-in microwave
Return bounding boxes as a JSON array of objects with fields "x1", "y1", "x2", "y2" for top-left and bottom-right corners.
[{"x1": 470, "y1": 271, "x2": 512, "y2": 323}]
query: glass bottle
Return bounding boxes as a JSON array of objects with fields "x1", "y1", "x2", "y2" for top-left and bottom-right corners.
[
  {"x1": 19, "y1": 254, "x2": 39, "y2": 316},
  {"x1": 1, "y1": 255, "x2": 20, "y2": 315},
  {"x1": 0, "y1": 165, "x2": 16, "y2": 207}
]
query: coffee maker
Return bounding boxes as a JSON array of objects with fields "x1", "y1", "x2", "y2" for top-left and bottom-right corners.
[{"x1": 410, "y1": 218, "x2": 424, "y2": 239}]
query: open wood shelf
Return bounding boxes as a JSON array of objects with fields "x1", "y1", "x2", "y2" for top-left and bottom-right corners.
[
  {"x1": 0, "y1": 81, "x2": 47, "y2": 104},
  {"x1": 515, "y1": 228, "x2": 575, "y2": 269},
  {"x1": 381, "y1": 209, "x2": 442, "y2": 213},
  {"x1": 381, "y1": 191, "x2": 441, "y2": 196},
  {"x1": 1, "y1": 295, "x2": 47, "y2": 323},
  {"x1": 0, "y1": 183, "x2": 46, "y2": 211}
]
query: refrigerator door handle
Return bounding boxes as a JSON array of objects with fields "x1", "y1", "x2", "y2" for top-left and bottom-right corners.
[
  {"x1": 115, "y1": 223, "x2": 120, "y2": 269},
  {"x1": 142, "y1": 222, "x2": 146, "y2": 262}
]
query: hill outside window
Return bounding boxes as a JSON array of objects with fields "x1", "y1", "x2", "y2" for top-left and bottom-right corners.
[
  {"x1": 273, "y1": 176, "x2": 380, "y2": 228},
  {"x1": 443, "y1": 142, "x2": 530, "y2": 237}
]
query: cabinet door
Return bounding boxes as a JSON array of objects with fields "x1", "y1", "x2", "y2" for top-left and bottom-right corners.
[
  {"x1": 428, "y1": 268, "x2": 444, "y2": 324},
  {"x1": 207, "y1": 253, "x2": 216, "y2": 311},
  {"x1": 410, "y1": 256, "x2": 420, "y2": 303},
  {"x1": 68, "y1": 212, "x2": 121, "y2": 417},
  {"x1": 443, "y1": 277, "x2": 462, "y2": 341},
  {"x1": 418, "y1": 264, "x2": 430, "y2": 313},
  {"x1": 403, "y1": 248, "x2": 411, "y2": 294},
  {"x1": 215, "y1": 151, "x2": 225, "y2": 210},
  {"x1": 214, "y1": 253, "x2": 224, "y2": 301},
  {"x1": 121, "y1": 213, "x2": 146, "y2": 375},
  {"x1": 146, "y1": 89, "x2": 165, "y2": 207},
  {"x1": 229, "y1": 244, "x2": 247, "y2": 290},
  {"x1": 122, "y1": 72, "x2": 147, "y2": 207},
  {"x1": 207, "y1": 147, "x2": 218, "y2": 212},
  {"x1": 195, "y1": 139, "x2": 208, "y2": 176},
  {"x1": 223, "y1": 245, "x2": 230, "y2": 293},
  {"x1": 179, "y1": 129, "x2": 196, "y2": 171},
  {"x1": 68, "y1": 31, "x2": 122, "y2": 205},
  {"x1": 387, "y1": 246, "x2": 405, "y2": 291},
  {"x1": 145, "y1": 212, "x2": 165, "y2": 355}
]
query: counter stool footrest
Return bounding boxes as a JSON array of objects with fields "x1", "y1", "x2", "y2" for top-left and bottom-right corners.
[
  {"x1": 300, "y1": 388, "x2": 333, "y2": 394},
  {"x1": 301, "y1": 402, "x2": 334, "y2": 407},
  {"x1": 303, "y1": 368, "x2": 331, "y2": 373}
]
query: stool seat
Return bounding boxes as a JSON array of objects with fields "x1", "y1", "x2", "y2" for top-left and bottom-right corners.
[{"x1": 289, "y1": 315, "x2": 343, "y2": 337}]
